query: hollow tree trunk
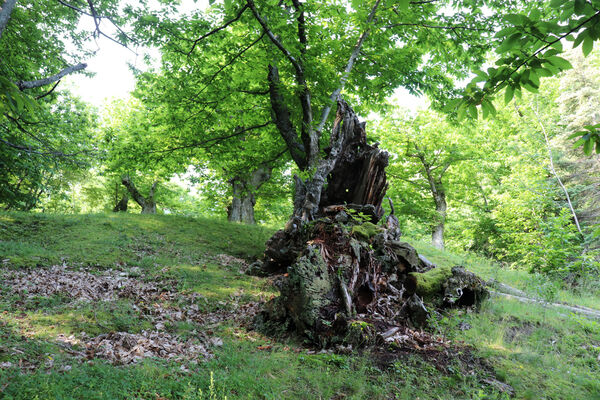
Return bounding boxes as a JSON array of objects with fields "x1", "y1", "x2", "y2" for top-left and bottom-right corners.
[
  {"x1": 121, "y1": 176, "x2": 157, "y2": 214},
  {"x1": 228, "y1": 165, "x2": 272, "y2": 224},
  {"x1": 254, "y1": 101, "x2": 489, "y2": 347},
  {"x1": 292, "y1": 100, "x2": 388, "y2": 223}
]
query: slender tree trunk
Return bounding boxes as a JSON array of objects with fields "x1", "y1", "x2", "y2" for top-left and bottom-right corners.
[
  {"x1": 530, "y1": 103, "x2": 583, "y2": 236},
  {"x1": 431, "y1": 190, "x2": 447, "y2": 250},
  {"x1": 228, "y1": 165, "x2": 272, "y2": 224},
  {"x1": 121, "y1": 176, "x2": 157, "y2": 214},
  {"x1": 0, "y1": 0, "x2": 17, "y2": 41}
]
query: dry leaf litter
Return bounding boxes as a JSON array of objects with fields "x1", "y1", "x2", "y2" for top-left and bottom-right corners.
[{"x1": 1, "y1": 264, "x2": 261, "y2": 366}]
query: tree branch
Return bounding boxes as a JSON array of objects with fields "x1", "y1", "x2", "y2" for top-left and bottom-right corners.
[
  {"x1": 268, "y1": 65, "x2": 307, "y2": 170},
  {"x1": 316, "y1": 0, "x2": 382, "y2": 136},
  {"x1": 187, "y1": 4, "x2": 249, "y2": 55},
  {"x1": 16, "y1": 63, "x2": 87, "y2": 90},
  {"x1": 384, "y1": 22, "x2": 490, "y2": 32},
  {"x1": 35, "y1": 80, "x2": 61, "y2": 100},
  {"x1": 246, "y1": 0, "x2": 316, "y2": 167},
  {"x1": 489, "y1": 11, "x2": 600, "y2": 95},
  {"x1": 530, "y1": 101, "x2": 584, "y2": 236},
  {"x1": 193, "y1": 31, "x2": 265, "y2": 98},
  {"x1": 148, "y1": 121, "x2": 273, "y2": 154},
  {"x1": 0, "y1": 0, "x2": 17, "y2": 40},
  {"x1": 57, "y1": 0, "x2": 135, "y2": 50}
]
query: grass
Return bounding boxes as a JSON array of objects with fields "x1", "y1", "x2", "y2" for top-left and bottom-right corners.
[{"x1": 1, "y1": 211, "x2": 599, "y2": 399}]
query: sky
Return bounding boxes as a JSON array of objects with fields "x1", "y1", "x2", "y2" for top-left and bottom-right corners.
[
  {"x1": 65, "y1": 0, "x2": 207, "y2": 107},
  {"x1": 64, "y1": 0, "x2": 426, "y2": 111}
]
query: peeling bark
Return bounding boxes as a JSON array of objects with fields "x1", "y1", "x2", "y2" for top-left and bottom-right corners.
[{"x1": 293, "y1": 100, "x2": 388, "y2": 222}]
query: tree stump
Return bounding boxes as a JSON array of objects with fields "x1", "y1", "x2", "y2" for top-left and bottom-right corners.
[{"x1": 253, "y1": 101, "x2": 488, "y2": 347}]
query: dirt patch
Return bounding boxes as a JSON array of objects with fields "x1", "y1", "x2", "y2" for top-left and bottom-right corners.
[
  {"x1": 214, "y1": 253, "x2": 248, "y2": 271},
  {"x1": 504, "y1": 321, "x2": 537, "y2": 343}
]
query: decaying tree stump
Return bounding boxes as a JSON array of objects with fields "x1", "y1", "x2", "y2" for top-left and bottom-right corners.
[{"x1": 252, "y1": 101, "x2": 488, "y2": 348}]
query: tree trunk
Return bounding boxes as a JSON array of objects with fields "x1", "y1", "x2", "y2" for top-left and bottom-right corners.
[
  {"x1": 292, "y1": 100, "x2": 388, "y2": 223},
  {"x1": 121, "y1": 176, "x2": 157, "y2": 214},
  {"x1": 227, "y1": 165, "x2": 272, "y2": 224},
  {"x1": 228, "y1": 181, "x2": 256, "y2": 224},
  {"x1": 432, "y1": 190, "x2": 447, "y2": 250},
  {"x1": 113, "y1": 195, "x2": 128, "y2": 212}
]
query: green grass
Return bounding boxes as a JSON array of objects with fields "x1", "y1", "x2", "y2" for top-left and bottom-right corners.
[
  {"x1": 0, "y1": 212, "x2": 273, "y2": 269},
  {"x1": 1, "y1": 211, "x2": 599, "y2": 399}
]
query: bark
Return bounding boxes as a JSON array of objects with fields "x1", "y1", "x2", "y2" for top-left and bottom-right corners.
[
  {"x1": 410, "y1": 148, "x2": 448, "y2": 250},
  {"x1": 121, "y1": 176, "x2": 157, "y2": 214},
  {"x1": 431, "y1": 189, "x2": 447, "y2": 250},
  {"x1": 0, "y1": 0, "x2": 17, "y2": 41},
  {"x1": 113, "y1": 195, "x2": 128, "y2": 212},
  {"x1": 16, "y1": 63, "x2": 87, "y2": 90},
  {"x1": 292, "y1": 100, "x2": 389, "y2": 222},
  {"x1": 227, "y1": 165, "x2": 272, "y2": 224}
]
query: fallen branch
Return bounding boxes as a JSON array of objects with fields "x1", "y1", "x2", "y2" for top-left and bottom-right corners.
[{"x1": 490, "y1": 290, "x2": 600, "y2": 320}]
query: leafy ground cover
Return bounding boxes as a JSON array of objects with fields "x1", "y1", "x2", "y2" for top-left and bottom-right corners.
[{"x1": 0, "y1": 212, "x2": 599, "y2": 399}]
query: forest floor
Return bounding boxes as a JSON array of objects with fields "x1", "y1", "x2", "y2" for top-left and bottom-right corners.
[{"x1": 0, "y1": 212, "x2": 599, "y2": 399}]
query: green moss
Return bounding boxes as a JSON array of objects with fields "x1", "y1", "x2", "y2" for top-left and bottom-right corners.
[
  {"x1": 282, "y1": 247, "x2": 332, "y2": 334},
  {"x1": 350, "y1": 222, "x2": 383, "y2": 240},
  {"x1": 409, "y1": 265, "x2": 453, "y2": 300}
]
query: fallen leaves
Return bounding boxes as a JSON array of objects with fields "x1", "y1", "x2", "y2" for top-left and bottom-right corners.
[
  {"x1": 1, "y1": 264, "x2": 174, "y2": 303},
  {"x1": 84, "y1": 331, "x2": 211, "y2": 365},
  {"x1": 0, "y1": 264, "x2": 260, "y2": 368}
]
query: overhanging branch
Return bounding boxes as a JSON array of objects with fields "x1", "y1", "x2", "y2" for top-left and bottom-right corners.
[
  {"x1": 187, "y1": 4, "x2": 249, "y2": 55},
  {"x1": 16, "y1": 63, "x2": 87, "y2": 90},
  {"x1": 316, "y1": 0, "x2": 382, "y2": 136}
]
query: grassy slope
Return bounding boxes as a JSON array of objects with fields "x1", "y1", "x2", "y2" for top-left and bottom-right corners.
[{"x1": 0, "y1": 212, "x2": 598, "y2": 400}]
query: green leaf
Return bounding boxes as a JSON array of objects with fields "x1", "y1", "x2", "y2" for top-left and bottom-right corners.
[
  {"x1": 546, "y1": 56, "x2": 573, "y2": 70},
  {"x1": 550, "y1": 0, "x2": 567, "y2": 7},
  {"x1": 504, "y1": 85, "x2": 515, "y2": 103},
  {"x1": 582, "y1": 35, "x2": 594, "y2": 56},
  {"x1": 584, "y1": 137, "x2": 593, "y2": 155},
  {"x1": 504, "y1": 14, "x2": 525, "y2": 26},
  {"x1": 397, "y1": 0, "x2": 410, "y2": 11},
  {"x1": 522, "y1": 82, "x2": 539, "y2": 93},
  {"x1": 568, "y1": 131, "x2": 586, "y2": 139},
  {"x1": 573, "y1": 32, "x2": 586, "y2": 48},
  {"x1": 467, "y1": 104, "x2": 478, "y2": 119},
  {"x1": 573, "y1": 137, "x2": 587, "y2": 148},
  {"x1": 574, "y1": 0, "x2": 586, "y2": 14}
]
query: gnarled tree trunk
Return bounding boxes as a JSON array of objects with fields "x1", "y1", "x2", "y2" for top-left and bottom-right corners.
[
  {"x1": 121, "y1": 176, "x2": 157, "y2": 214},
  {"x1": 292, "y1": 100, "x2": 388, "y2": 223},
  {"x1": 253, "y1": 101, "x2": 488, "y2": 348},
  {"x1": 228, "y1": 165, "x2": 272, "y2": 224}
]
